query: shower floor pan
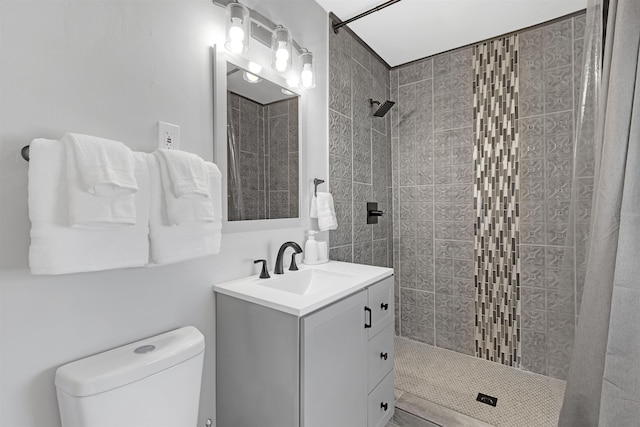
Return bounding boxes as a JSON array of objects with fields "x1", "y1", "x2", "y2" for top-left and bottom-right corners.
[{"x1": 390, "y1": 337, "x2": 565, "y2": 427}]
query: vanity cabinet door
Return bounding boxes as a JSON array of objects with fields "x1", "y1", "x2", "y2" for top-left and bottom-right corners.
[
  {"x1": 300, "y1": 290, "x2": 368, "y2": 427},
  {"x1": 367, "y1": 276, "x2": 394, "y2": 338}
]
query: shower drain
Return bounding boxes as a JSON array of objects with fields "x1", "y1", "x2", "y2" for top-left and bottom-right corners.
[{"x1": 476, "y1": 393, "x2": 498, "y2": 407}]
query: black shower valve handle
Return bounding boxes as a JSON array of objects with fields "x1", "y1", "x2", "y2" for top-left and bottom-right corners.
[{"x1": 253, "y1": 259, "x2": 270, "y2": 279}]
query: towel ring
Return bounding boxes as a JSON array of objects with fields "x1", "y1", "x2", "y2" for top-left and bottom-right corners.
[{"x1": 313, "y1": 178, "x2": 325, "y2": 197}]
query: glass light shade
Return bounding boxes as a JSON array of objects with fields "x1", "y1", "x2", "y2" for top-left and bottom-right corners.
[
  {"x1": 271, "y1": 26, "x2": 292, "y2": 72},
  {"x1": 299, "y1": 51, "x2": 316, "y2": 89},
  {"x1": 225, "y1": 3, "x2": 250, "y2": 54},
  {"x1": 243, "y1": 72, "x2": 261, "y2": 83}
]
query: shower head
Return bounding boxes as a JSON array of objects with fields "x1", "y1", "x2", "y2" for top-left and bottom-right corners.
[{"x1": 369, "y1": 99, "x2": 395, "y2": 117}]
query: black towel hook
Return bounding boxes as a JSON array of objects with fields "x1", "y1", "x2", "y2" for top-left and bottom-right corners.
[{"x1": 313, "y1": 178, "x2": 325, "y2": 197}]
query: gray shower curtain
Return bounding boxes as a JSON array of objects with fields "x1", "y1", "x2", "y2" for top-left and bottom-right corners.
[{"x1": 558, "y1": 0, "x2": 640, "y2": 425}]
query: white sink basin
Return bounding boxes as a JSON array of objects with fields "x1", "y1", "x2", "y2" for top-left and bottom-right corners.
[
  {"x1": 214, "y1": 261, "x2": 394, "y2": 316},
  {"x1": 261, "y1": 269, "x2": 356, "y2": 295}
]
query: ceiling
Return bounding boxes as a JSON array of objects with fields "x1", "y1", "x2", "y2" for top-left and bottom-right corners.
[{"x1": 314, "y1": 0, "x2": 587, "y2": 67}]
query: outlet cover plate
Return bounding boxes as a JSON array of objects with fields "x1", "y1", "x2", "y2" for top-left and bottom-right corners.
[{"x1": 158, "y1": 121, "x2": 180, "y2": 150}]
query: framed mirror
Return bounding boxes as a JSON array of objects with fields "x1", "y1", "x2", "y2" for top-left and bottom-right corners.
[{"x1": 213, "y1": 46, "x2": 304, "y2": 231}]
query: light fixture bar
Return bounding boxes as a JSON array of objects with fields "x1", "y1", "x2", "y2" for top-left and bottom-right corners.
[
  {"x1": 331, "y1": 0, "x2": 403, "y2": 34},
  {"x1": 213, "y1": 0, "x2": 303, "y2": 54}
]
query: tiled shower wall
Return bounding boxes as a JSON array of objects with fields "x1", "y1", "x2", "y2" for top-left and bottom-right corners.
[
  {"x1": 390, "y1": 13, "x2": 590, "y2": 380},
  {"x1": 327, "y1": 28, "x2": 393, "y2": 268},
  {"x1": 327, "y1": 13, "x2": 589, "y2": 380},
  {"x1": 228, "y1": 93, "x2": 298, "y2": 220},
  {"x1": 390, "y1": 48, "x2": 476, "y2": 356}
]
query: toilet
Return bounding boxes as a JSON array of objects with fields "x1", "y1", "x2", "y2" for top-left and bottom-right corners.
[{"x1": 55, "y1": 326, "x2": 205, "y2": 427}]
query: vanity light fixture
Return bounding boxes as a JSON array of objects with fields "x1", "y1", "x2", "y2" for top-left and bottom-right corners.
[
  {"x1": 224, "y1": 2, "x2": 250, "y2": 54},
  {"x1": 271, "y1": 25, "x2": 292, "y2": 72},
  {"x1": 299, "y1": 50, "x2": 315, "y2": 89}
]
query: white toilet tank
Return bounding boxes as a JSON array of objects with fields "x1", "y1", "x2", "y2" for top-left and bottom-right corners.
[{"x1": 55, "y1": 326, "x2": 205, "y2": 427}]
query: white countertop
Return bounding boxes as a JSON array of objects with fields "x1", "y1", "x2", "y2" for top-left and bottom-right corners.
[{"x1": 213, "y1": 261, "x2": 394, "y2": 316}]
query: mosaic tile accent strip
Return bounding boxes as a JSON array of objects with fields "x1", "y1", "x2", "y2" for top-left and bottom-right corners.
[{"x1": 472, "y1": 35, "x2": 521, "y2": 366}]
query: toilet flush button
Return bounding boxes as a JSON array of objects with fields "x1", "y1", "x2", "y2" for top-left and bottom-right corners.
[{"x1": 134, "y1": 345, "x2": 156, "y2": 354}]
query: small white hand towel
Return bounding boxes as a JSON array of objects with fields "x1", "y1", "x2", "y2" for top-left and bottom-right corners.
[
  {"x1": 315, "y1": 192, "x2": 338, "y2": 231},
  {"x1": 28, "y1": 139, "x2": 149, "y2": 275},
  {"x1": 62, "y1": 133, "x2": 137, "y2": 197},
  {"x1": 155, "y1": 149, "x2": 210, "y2": 199},
  {"x1": 154, "y1": 150, "x2": 215, "y2": 225},
  {"x1": 147, "y1": 155, "x2": 222, "y2": 265},
  {"x1": 66, "y1": 142, "x2": 136, "y2": 228}
]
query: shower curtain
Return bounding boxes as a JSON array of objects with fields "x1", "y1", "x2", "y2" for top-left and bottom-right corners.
[{"x1": 559, "y1": 0, "x2": 640, "y2": 425}]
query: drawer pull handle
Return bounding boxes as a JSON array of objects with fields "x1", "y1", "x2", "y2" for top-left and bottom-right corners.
[
  {"x1": 381, "y1": 402, "x2": 388, "y2": 411},
  {"x1": 380, "y1": 352, "x2": 388, "y2": 360},
  {"x1": 364, "y1": 307, "x2": 372, "y2": 329},
  {"x1": 380, "y1": 302, "x2": 389, "y2": 310}
]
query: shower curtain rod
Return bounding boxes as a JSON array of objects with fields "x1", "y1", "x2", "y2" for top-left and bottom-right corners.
[{"x1": 332, "y1": 0, "x2": 403, "y2": 33}]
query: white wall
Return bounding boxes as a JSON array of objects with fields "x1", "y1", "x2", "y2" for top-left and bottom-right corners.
[{"x1": 0, "y1": 1, "x2": 328, "y2": 426}]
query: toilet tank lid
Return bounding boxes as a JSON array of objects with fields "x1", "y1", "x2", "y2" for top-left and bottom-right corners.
[{"x1": 55, "y1": 326, "x2": 204, "y2": 397}]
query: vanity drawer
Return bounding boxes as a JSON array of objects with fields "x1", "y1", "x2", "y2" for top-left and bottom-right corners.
[
  {"x1": 367, "y1": 276, "x2": 394, "y2": 338},
  {"x1": 368, "y1": 323, "x2": 394, "y2": 392},
  {"x1": 367, "y1": 370, "x2": 394, "y2": 427}
]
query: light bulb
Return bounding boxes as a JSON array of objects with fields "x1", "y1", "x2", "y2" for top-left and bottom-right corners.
[
  {"x1": 243, "y1": 72, "x2": 260, "y2": 83},
  {"x1": 248, "y1": 61, "x2": 262, "y2": 74},
  {"x1": 229, "y1": 18, "x2": 245, "y2": 42},
  {"x1": 301, "y1": 65, "x2": 313, "y2": 88},
  {"x1": 275, "y1": 59, "x2": 288, "y2": 72},
  {"x1": 228, "y1": 40, "x2": 244, "y2": 54},
  {"x1": 276, "y1": 42, "x2": 289, "y2": 61}
]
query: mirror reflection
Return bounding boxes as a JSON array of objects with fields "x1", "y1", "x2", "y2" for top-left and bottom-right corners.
[{"x1": 226, "y1": 63, "x2": 299, "y2": 221}]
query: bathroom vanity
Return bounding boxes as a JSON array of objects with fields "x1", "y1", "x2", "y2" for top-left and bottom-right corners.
[{"x1": 214, "y1": 261, "x2": 394, "y2": 427}]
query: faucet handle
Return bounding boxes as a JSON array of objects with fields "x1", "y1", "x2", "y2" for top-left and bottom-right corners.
[
  {"x1": 253, "y1": 259, "x2": 270, "y2": 279},
  {"x1": 289, "y1": 253, "x2": 299, "y2": 271}
]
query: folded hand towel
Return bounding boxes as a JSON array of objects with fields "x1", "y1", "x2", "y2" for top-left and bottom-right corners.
[
  {"x1": 62, "y1": 133, "x2": 137, "y2": 197},
  {"x1": 315, "y1": 192, "x2": 338, "y2": 231},
  {"x1": 66, "y1": 142, "x2": 136, "y2": 228},
  {"x1": 28, "y1": 139, "x2": 149, "y2": 275},
  {"x1": 154, "y1": 150, "x2": 215, "y2": 225},
  {"x1": 155, "y1": 149, "x2": 209, "y2": 199},
  {"x1": 147, "y1": 155, "x2": 222, "y2": 265}
]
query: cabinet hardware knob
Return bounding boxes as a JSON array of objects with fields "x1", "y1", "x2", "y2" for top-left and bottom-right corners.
[
  {"x1": 381, "y1": 402, "x2": 388, "y2": 411},
  {"x1": 380, "y1": 352, "x2": 388, "y2": 360},
  {"x1": 380, "y1": 302, "x2": 389, "y2": 310}
]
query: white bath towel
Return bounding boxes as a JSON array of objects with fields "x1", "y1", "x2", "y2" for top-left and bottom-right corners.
[
  {"x1": 310, "y1": 196, "x2": 318, "y2": 218},
  {"x1": 66, "y1": 142, "x2": 136, "y2": 228},
  {"x1": 62, "y1": 133, "x2": 137, "y2": 197},
  {"x1": 155, "y1": 149, "x2": 210, "y2": 199},
  {"x1": 147, "y1": 155, "x2": 222, "y2": 265},
  {"x1": 28, "y1": 139, "x2": 149, "y2": 275},
  {"x1": 154, "y1": 150, "x2": 215, "y2": 225},
  {"x1": 315, "y1": 192, "x2": 338, "y2": 231}
]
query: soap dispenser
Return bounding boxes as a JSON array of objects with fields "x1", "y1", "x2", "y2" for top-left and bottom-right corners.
[{"x1": 304, "y1": 230, "x2": 319, "y2": 264}]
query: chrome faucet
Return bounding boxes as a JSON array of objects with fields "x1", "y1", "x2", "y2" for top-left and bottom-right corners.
[{"x1": 274, "y1": 241, "x2": 303, "y2": 274}]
